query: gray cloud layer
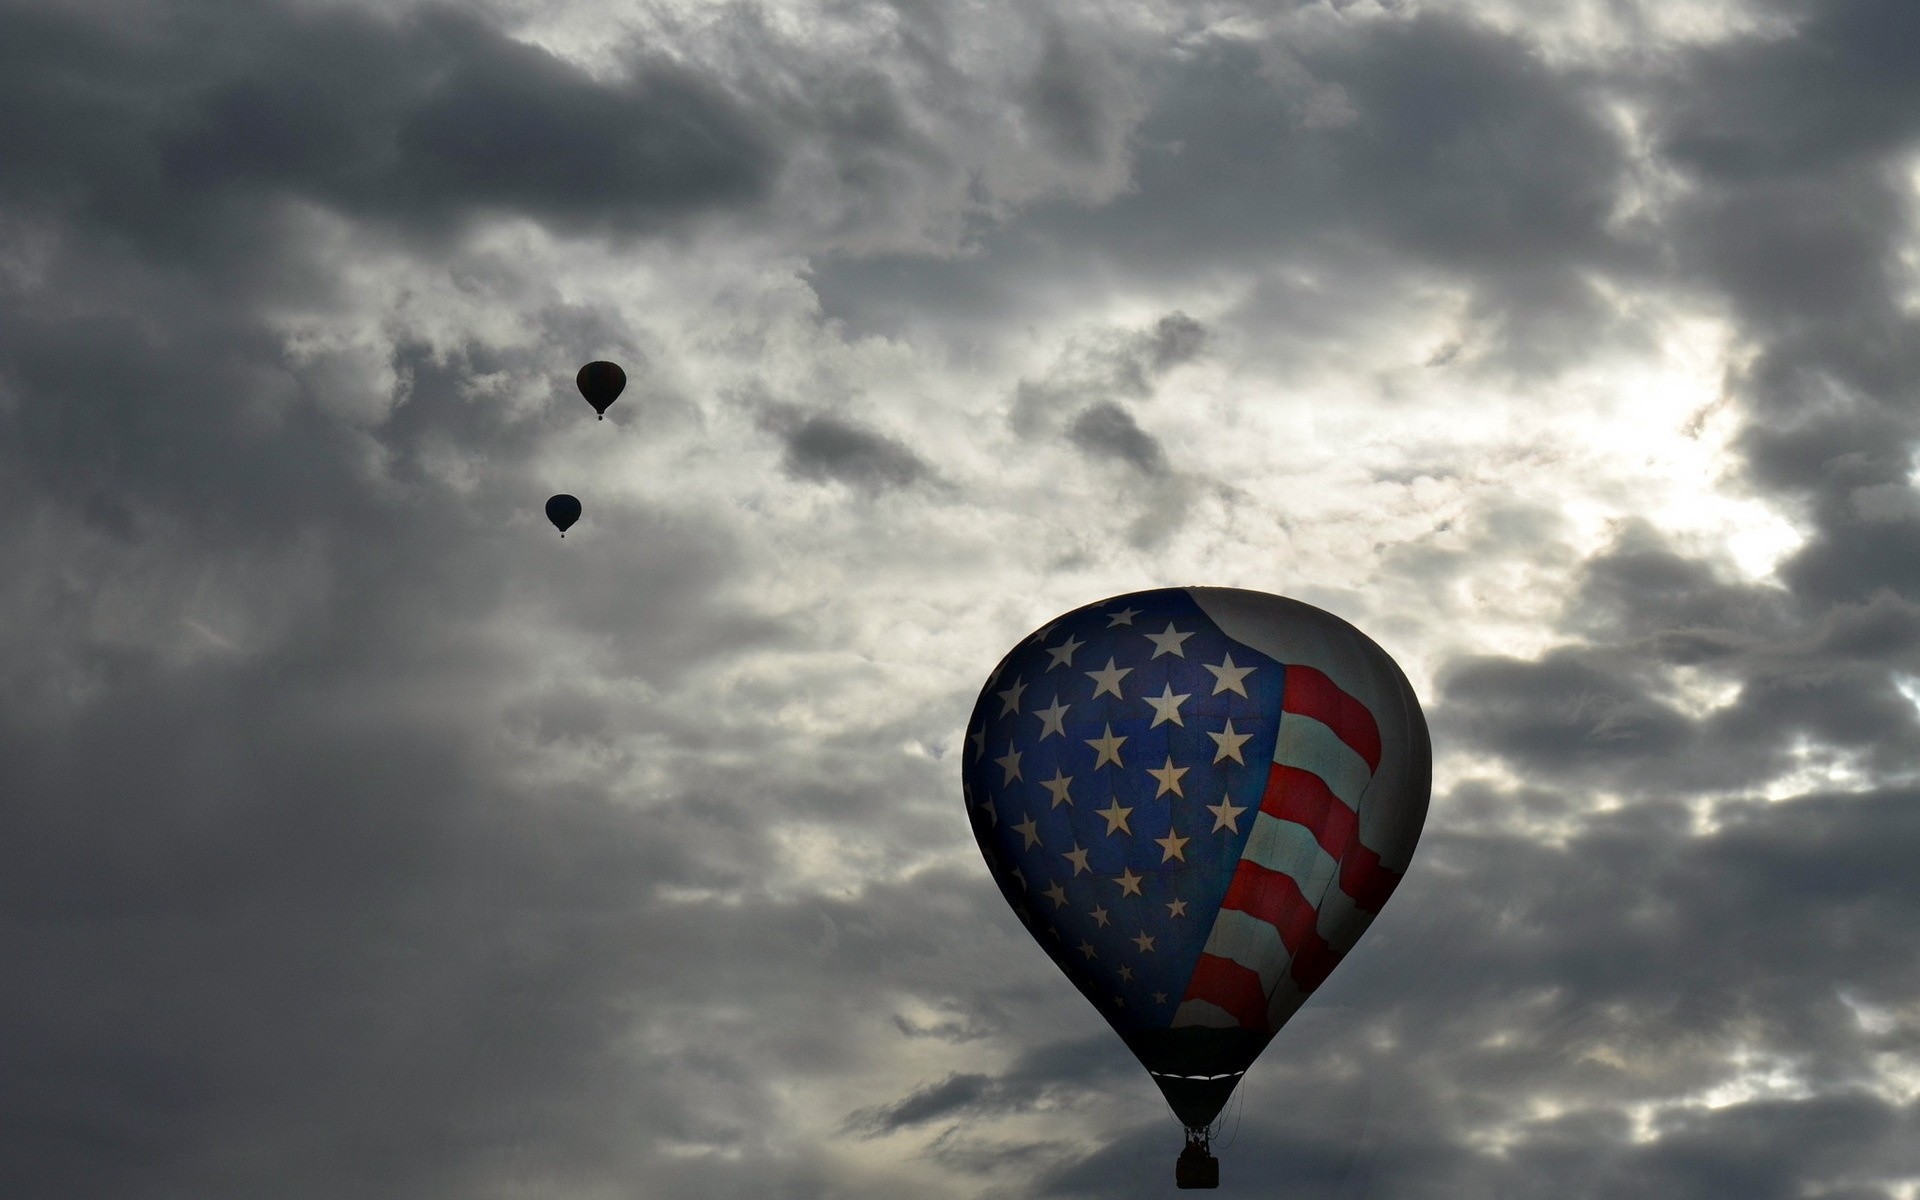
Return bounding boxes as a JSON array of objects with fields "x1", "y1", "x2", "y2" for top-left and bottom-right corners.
[{"x1": 5, "y1": 0, "x2": 1920, "y2": 1197}]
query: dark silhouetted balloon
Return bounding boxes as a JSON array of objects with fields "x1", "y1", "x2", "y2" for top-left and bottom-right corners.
[
  {"x1": 961, "y1": 587, "x2": 1430, "y2": 1188},
  {"x1": 576, "y1": 361, "x2": 626, "y2": 420},
  {"x1": 545, "y1": 494, "x2": 582, "y2": 536}
]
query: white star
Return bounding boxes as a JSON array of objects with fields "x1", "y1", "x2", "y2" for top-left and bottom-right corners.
[
  {"x1": 1207, "y1": 796, "x2": 1248, "y2": 834},
  {"x1": 1144, "y1": 623, "x2": 1194, "y2": 658},
  {"x1": 1166, "y1": 898, "x2": 1188, "y2": 918},
  {"x1": 1147, "y1": 756, "x2": 1189, "y2": 798},
  {"x1": 1154, "y1": 827, "x2": 1190, "y2": 862},
  {"x1": 1062, "y1": 844, "x2": 1091, "y2": 875},
  {"x1": 1142, "y1": 683, "x2": 1191, "y2": 728},
  {"x1": 979, "y1": 797, "x2": 999, "y2": 827},
  {"x1": 1086, "y1": 658, "x2": 1132, "y2": 699},
  {"x1": 1085, "y1": 724, "x2": 1127, "y2": 769},
  {"x1": 1208, "y1": 718, "x2": 1253, "y2": 764},
  {"x1": 1089, "y1": 904, "x2": 1111, "y2": 928},
  {"x1": 1096, "y1": 797, "x2": 1134, "y2": 836},
  {"x1": 1106, "y1": 606, "x2": 1142, "y2": 626},
  {"x1": 1079, "y1": 940, "x2": 1098, "y2": 960},
  {"x1": 1034, "y1": 696, "x2": 1070, "y2": 740},
  {"x1": 1152, "y1": 990, "x2": 1169, "y2": 1004},
  {"x1": 1013, "y1": 815, "x2": 1042, "y2": 850},
  {"x1": 1204, "y1": 653, "x2": 1255, "y2": 696},
  {"x1": 1045, "y1": 634, "x2": 1085, "y2": 670},
  {"x1": 996, "y1": 676, "x2": 1028, "y2": 716},
  {"x1": 1132, "y1": 931, "x2": 1157, "y2": 953},
  {"x1": 1043, "y1": 882, "x2": 1069, "y2": 909},
  {"x1": 1119, "y1": 964, "x2": 1134, "y2": 981},
  {"x1": 995, "y1": 743, "x2": 1024, "y2": 784},
  {"x1": 967, "y1": 725, "x2": 986, "y2": 759},
  {"x1": 1041, "y1": 769, "x2": 1075, "y2": 808},
  {"x1": 1114, "y1": 868, "x2": 1144, "y2": 897}
]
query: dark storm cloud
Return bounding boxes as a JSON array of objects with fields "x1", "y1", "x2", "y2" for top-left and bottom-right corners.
[
  {"x1": 0, "y1": 1, "x2": 775, "y2": 248},
  {"x1": 0, "y1": 292, "x2": 795, "y2": 1196},
  {"x1": 846, "y1": 1072, "x2": 996, "y2": 1134},
  {"x1": 1142, "y1": 311, "x2": 1206, "y2": 373},
  {"x1": 1565, "y1": 522, "x2": 1795, "y2": 663},
  {"x1": 0, "y1": 5, "x2": 898, "y2": 1196},
  {"x1": 1066, "y1": 401, "x2": 1168, "y2": 476},
  {"x1": 1007, "y1": 312, "x2": 1206, "y2": 440},
  {"x1": 813, "y1": 11, "x2": 1639, "y2": 363},
  {"x1": 999, "y1": 312, "x2": 1205, "y2": 547},
  {"x1": 759, "y1": 405, "x2": 934, "y2": 492},
  {"x1": 1439, "y1": 647, "x2": 1697, "y2": 775},
  {"x1": 1019, "y1": 23, "x2": 1118, "y2": 163},
  {"x1": 0, "y1": 620, "x2": 714, "y2": 1198},
  {"x1": 1437, "y1": 521, "x2": 1920, "y2": 793}
]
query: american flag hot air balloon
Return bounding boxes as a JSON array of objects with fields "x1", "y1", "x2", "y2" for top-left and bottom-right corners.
[{"x1": 961, "y1": 587, "x2": 1431, "y2": 1189}]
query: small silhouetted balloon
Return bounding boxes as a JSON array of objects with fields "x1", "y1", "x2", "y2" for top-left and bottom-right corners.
[
  {"x1": 576, "y1": 361, "x2": 626, "y2": 420},
  {"x1": 545, "y1": 494, "x2": 582, "y2": 536}
]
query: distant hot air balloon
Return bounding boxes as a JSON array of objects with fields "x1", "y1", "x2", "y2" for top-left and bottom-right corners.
[
  {"x1": 545, "y1": 494, "x2": 582, "y2": 536},
  {"x1": 576, "y1": 361, "x2": 626, "y2": 420},
  {"x1": 961, "y1": 587, "x2": 1430, "y2": 1189}
]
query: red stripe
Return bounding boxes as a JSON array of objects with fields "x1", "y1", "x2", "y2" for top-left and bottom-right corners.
[
  {"x1": 1182, "y1": 954, "x2": 1269, "y2": 1030},
  {"x1": 1340, "y1": 843, "x2": 1403, "y2": 914},
  {"x1": 1219, "y1": 859, "x2": 1352, "y2": 995},
  {"x1": 1260, "y1": 764, "x2": 1360, "y2": 862},
  {"x1": 1257, "y1": 761, "x2": 1401, "y2": 912},
  {"x1": 1222, "y1": 860, "x2": 1321, "y2": 952},
  {"x1": 1280, "y1": 666, "x2": 1382, "y2": 770}
]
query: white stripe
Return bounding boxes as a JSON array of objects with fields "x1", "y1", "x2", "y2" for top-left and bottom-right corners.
[
  {"x1": 1272, "y1": 713, "x2": 1371, "y2": 810},
  {"x1": 1198, "y1": 908, "x2": 1288, "y2": 993},
  {"x1": 1241, "y1": 813, "x2": 1338, "y2": 901},
  {"x1": 1171, "y1": 999, "x2": 1242, "y2": 1029}
]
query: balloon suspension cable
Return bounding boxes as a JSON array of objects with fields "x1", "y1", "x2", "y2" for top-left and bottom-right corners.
[{"x1": 1212, "y1": 1080, "x2": 1245, "y2": 1151}]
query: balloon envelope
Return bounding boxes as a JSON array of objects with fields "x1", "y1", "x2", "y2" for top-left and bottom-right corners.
[
  {"x1": 576, "y1": 361, "x2": 626, "y2": 419},
  {"x1": 961, "y1": 587, "x2": 1429, "y2": 1131},
  {"x1": 545, "y1": 494, "x2": 582, "y2": 535}
]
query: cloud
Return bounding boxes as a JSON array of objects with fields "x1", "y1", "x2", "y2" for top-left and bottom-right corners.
[
  {"x1": 761, "y1": 406, "x2": 934, "y2": 492},
  {"x1": 0, "y1": 4, "x2": 777, "y2": 252},
  {"x1": 1065, "y1": 401, "x2": 1167, "y2": 476}
]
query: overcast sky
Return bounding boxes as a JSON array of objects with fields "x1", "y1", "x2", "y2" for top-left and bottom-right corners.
[{"x1": 5, "y1": 0, "x2": 1920, "y2": 1196}]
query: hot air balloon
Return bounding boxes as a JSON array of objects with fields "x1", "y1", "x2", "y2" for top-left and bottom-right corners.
[
  {"x1": 576, "y1": 361, "x2": 626, "y2": 420},
  {"x1": 545, "y1": 494, "x2": 581, "y2": 536},
  {"x1": 960, "y1": 587, "x2": 1430, "y2": 1189}
]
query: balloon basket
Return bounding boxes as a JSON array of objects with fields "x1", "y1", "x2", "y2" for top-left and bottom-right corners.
[{"x1": 1176, "y1": 1131, "x2": 1219, "y2": 1190}]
